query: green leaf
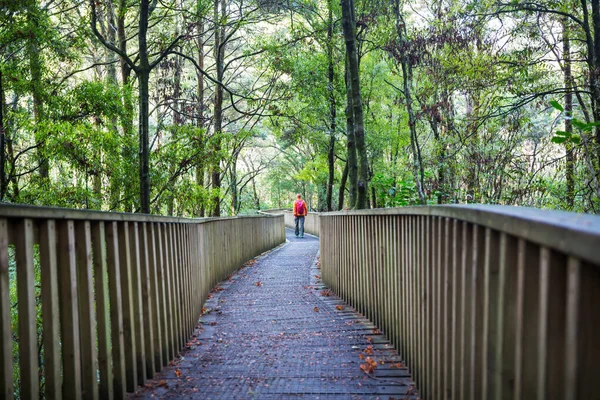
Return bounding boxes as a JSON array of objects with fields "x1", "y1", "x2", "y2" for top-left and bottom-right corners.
[
  {"x1": 571, "y1": 119, "x2": 590, "y2": 131},
  {"x1": 549, "y1": 100, "x2": 564, "y2": 112},
  {"x1": 551, "y1": 136, "x2": 567, "y2": 144},
  {"x1": 554, "y1": 130, "x2": 570, "y2": 136},
  {"x1": 571, "y1": 135, "x2": 581, "y2": 144}
]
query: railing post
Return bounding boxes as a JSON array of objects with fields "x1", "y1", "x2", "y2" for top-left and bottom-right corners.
[
  {"x1": 91, "y1": 221, "x2": 114, "y2": 399},
  {"x1": 57, "y1": 220, "x2": 82, "y2": 400},
  {"x1": 0, "y1": 219, "x2": 12, "y2": 400},
  {"x1": 39, "y1": 220, "x2": 62, "y2": 400},
  {"x1": 75, "y1": 220, "x2": 99, "y2": 400}
]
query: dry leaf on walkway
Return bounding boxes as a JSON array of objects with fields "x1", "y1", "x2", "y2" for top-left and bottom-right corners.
[
  {"x1": 158, "y1": 380, "x2": 168, "y2": 387},
  {"x1": 314, "y1": 307, "x2": 319, "y2": 312},
  {"x1": 175, "y1": 369, "x2": 182, "y2": 378},
  {"x1": 359, "y1": 356, "x2": 377, "y2": 374},
  {"x1": 314, "y1": 275, "x2": 321, "y2": 279},
  {"x1": 320, "y1": 290, "x2": 331, "y2": 297},
  {"x1": 255, "y1": 281, "x2": 263, "y2": 286},
  {"x1": 364, "y1": 345, "x2": 374, "y2": 355},
  {"x1": 335, "y1": 305, "x2": 344, "y2": 310}
]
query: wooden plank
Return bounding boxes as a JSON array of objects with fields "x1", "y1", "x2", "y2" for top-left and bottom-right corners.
[
  {"x1": 38, "y1": 220, "x2": 61, "y2": 399},
  {"x1": 563, "y1": 257, "x2": 579, "y2": 400},
  {"x1": 139, "y1": 223, "x2": 156, "y2": 378},
  {"x1": 15, "y1": 219, "x2": 40, "y2": 399},
  {"x1": 57, "y1": 220, "x2": 82, "y2": 400},
  {"x1": 0, "y1": 219, "x2": 13, "y2": 400},
  {"x1": 105, "y1": 221, "x2": 127, "y2": 399},
  {"x1": 118, "y1": 222, "x2": 138, "y2": 391},
  {"x1": 147, "y1": 223, "x2": 164, "y2": 371},
  {"x1": 128, "y1": 222, "x2": 147, "y2": 385},
  {"x1": 75, "y1": 221, "x2": 99, "y2": 400},
  {"x1": 536, "y1": 247, "x2": 550, "y2": 400},
  {"x1": 161, "y1": 224, "x2": 175, "y2": 360},
  {"x1": 91, "y1": 222, "x2": 114, "y2": 400}
]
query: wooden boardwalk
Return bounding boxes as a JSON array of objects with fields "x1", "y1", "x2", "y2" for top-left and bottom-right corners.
[{"x1": 133, "y1": 229, "x2": 418, "y2": 399}]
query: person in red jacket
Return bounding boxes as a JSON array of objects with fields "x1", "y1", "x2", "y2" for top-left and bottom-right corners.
[{"x1": 293, "y1": 193, "x2": 308, "y2": 238}]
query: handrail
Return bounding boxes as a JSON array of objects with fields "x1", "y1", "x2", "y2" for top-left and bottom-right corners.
[
  {"x1": 319, "y1": 205, "x2": 600, "y2": 400},
  {"x1": 0, "y1": 204, "x2": 285, "y2": 399}
]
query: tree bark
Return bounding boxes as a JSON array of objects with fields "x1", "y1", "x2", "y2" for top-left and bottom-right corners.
[
  {"x1": 138, "y1": 0, "x2": 151, "y2": 213},
  {"x1": 338, "y1": 160, "x2": 349, "y2": 210},
  {"x1": 564, "y1": 17, "x2": 576, "y2": 209},
  {"x1": 196, "y1": 19, "x2": 206, "y2": 217},
  {"x1": 27, "y1": 2, "x2": 49, "y2": 180},
  {"x1": 211, "y1": 0, "x2": 226, "y2": 217},
  {"x1": 341, "y1": 0, "x2": 368, "y2": 209},
  {"x1": 325, "y1": 1, "x2": 336, "y2": 212},
  {"x1": 344, "y1": 58, "x2": 358, "y2": 209},
  {"x1": 0, "y1": 71, "x2": 5, "y2": 201},
  {"x1": 393, "y1": 0, "x2": 425, "y2": 204}
]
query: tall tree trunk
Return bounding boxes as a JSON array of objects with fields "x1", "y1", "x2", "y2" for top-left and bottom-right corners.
[
  {"x1": 394, "y1": 0, "x2": 426, "y2": 204},
  {"x1": 341, "y1": 0, "x2": 368, "y2": 209},
  {"x1": 196, "y1": 19, "x2": 206, "y2": 217},
  {"x1": 0, "y1": 71, "x2": 5, "y2": 201},
  {"x1": 230, "y1": 153, "x2": 238, "y2": 215},
  {"x1": 564, "y1": 17, "x2": 576, "y2": 209},
  {"x1": 138, "y1": 0, "x2": 151, "y2": 213},
  {"x1": 27, "y1": 3, "x2": 49, "y2": 180},
  {"x1": 211, "y1": 0, "x2": 226, "y2": 217},
  {"x1": 118, "y1": 0, "x2": 136, "y2": 212},
  {"x1": 344, "y1": 59, "x2": 358, "y2": 208},
  {"x1": 338, "y1": 160, "x2": 349, "y2": 210},
  {"x1": 325, "y1": 0, "x2": 336, "y2": 211}
]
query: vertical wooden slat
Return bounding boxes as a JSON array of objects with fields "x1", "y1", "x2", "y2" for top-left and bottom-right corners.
[
  {"x1": 75, "y1": 221, "x2": 99, "y2": 400},
  {"x1": 0, "y1": 219, "x2": 13, "y2": 400},
  {"x1": 57, "y1": 220, "x2": 82, "y2": 400},
  {"x1": 91, "y1": 222, "x2": 114, "y2": 400},
  {"x1": 563, "y1": 257, "x2": 580, "y2": 400},
  {"x1": 162, "y1": 224, "x2": 175, "y2": 360},
  {"x1": 128, "y1": 222, "x2": 146, "y2": 385},
  {"x1": 155, "y1": 223, "x2": 169, "y2": 365},
  {"x1": 106, "y1": 221, "x2": 126, "y2": 399},
  {"x1": 139, "y1": 222, "x2": 155, "y2": 378},
  {"x1": 513, "y1": 239, "x2": 527, "y2": 400},
  {"x1": 536, "y1": 247, "x2": 550, "y2": 400},
  {"x1": 118, "y1": 222, "x2": 138, "y2": 391},
  {"x1": 15, "y1": 219, "x2": 40, "y2": 399},
  {"x1": 39, "y1": 220, "x2": 61, "y2": 399}
]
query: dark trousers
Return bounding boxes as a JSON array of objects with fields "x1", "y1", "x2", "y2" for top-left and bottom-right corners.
[{"x1": 294, "y1": 216, "x2": 305, "y2": 237}]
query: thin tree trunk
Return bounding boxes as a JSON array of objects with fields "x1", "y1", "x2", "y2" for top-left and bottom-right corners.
[
  {"x1": 341, "y1": 0, "x2": 368, "y2": 208},
  {"x1": 394, "y1": 0, "x2": 425, "y2": 204},
  {"x1": 28, "y1": 3, "x2": 48, "y2": 180},
  {"x1": 325, "y1": 0, "x2": 336, "y2": 211},
  {"x1": 211, "y1": 0, "x2": 226, "y2": 217},
  {"x1": 338, "y1": 160, "x2": 348, "y2": 210},
  {"x1": 196, "y1": 19, "x2": 206, "y2": 217},
  {"x1": 0, "y1": 70, "x2": 5, "y2": 201},
  {"x1": 344, "y1": 59, "x2": 358, "y2": 208},
  {"x1": 138, "y1": 0, "x2": 151, "y2": 213},
  {"x1": 564, "y1": 17, "x2": 575, "y2": 209}
]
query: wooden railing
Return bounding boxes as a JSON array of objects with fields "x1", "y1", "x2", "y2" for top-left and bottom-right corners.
[
  {"x1": 0, "y1": 205, "x2": 285, "y2": 399},
  {"x1": 319, "y1": 205, "x2": 600, "y2": 400}
]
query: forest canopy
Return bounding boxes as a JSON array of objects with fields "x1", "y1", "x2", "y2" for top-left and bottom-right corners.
[{"x1": 1, "y1": 0, "x2": 599, "y2": 215}]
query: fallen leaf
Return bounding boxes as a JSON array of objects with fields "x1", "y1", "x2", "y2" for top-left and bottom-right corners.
[
  {"x1": 373, "y1": 328, "x2": 380, "y2": 334},
  {"x1": 255, "y1": 281, "x2": 263, "y2": 286},
  {"x1": 335, "y1": 305, "x2": 344, "y2": 310},
  {"x1": 314, "y1": 275, "x2": 321, "y2": 279},
  {"x1": 314, "y1": 307, "x2": 319, "y2": 312},
  {"x1": 159, "y1": 380, "x2": 168, "y2": 387},
  {"x1": 364, "y1": 345, "x2": 374, "y2": 355},
  {"x1": 175, "y1": 369, "x2": 182, "y2": 378},
  {"x1": 320, "y1": 290, "x2": 331, "y2": 297}
]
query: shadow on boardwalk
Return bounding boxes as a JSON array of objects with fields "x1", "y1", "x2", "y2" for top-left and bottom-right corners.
[{"x1": 132, "y1": 229, "x2": 418, "y2": 399}]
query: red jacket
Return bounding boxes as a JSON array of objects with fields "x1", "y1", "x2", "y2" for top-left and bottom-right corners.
[{"x1": 293, "y1": 199, "x2": 308, "y2": 217}]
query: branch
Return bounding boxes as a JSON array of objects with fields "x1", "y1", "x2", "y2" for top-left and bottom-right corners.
[{"x1": 90, "y1": 0, "x2": 138, "y2": 71}]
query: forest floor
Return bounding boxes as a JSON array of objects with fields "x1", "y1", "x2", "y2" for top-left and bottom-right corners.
[{"x1": 132, "y1": 229, "x2": 418, "y2": 399}]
